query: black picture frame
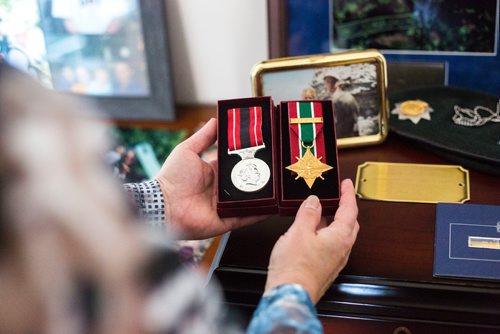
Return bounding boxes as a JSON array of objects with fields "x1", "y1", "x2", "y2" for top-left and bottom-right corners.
[
  {"x1": 100, "y1": 0, "x2": 175, "y2": 121},
  {"x1": 38, "y1": 0, "x2": 175, "y2": 121}
]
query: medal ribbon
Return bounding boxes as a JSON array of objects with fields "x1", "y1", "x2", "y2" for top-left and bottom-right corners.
[
  {"x1": 227, "y1": 106, "x2": 264, "y2": 151},
  {"x1": 288, "y1": 101, "x2": 326, "y2": 161}
]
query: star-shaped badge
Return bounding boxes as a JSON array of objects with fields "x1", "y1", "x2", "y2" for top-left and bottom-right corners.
[
  {"x1": 392, "y1": 99, "x2": 434, "y2": 124},
  {"x1": 286, "y1": 147, "x2": 333, "y2": 189}
]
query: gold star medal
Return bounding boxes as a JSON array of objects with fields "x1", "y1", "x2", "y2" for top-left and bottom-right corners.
[
  {"x1": 286, "y1": 101, "x2": 333, "y2": 189},
  {"x1": 286, "y1": 143, "x2": 333, "y2": 189}
]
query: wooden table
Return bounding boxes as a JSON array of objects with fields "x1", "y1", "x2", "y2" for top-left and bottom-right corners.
[{"x1": 210, "y1": 133, "x2": 500, "y2": 334}]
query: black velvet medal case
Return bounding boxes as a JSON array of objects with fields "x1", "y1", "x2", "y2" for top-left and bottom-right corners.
[
  {"x1": 216, "y1": 97, "x2": 340, "y2": 217},
  {"x1": 217, "y1": 96, "x2": 278, "y2": 217},
  {"x1": 278, "y1": 100, "x2": 340, "y2": 216}
]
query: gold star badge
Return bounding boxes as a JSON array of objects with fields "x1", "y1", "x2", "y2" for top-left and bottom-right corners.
[
  {"x1": 391, "y1": 99, "x2": 434, "y2": 124},
  {"x1": 286, "y1": 146, "x2": 333, "y2": 189},
  {"x1": 399, "y1": 100, "x2": 429, "y2": 116}
]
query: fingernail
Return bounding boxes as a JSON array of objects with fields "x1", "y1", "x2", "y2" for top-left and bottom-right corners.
[{"x1": 304, "y1": 195, "x2": 320, "y2": 209}]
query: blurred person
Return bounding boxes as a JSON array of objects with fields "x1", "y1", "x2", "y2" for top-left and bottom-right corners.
[
  {"x1": 48, "y1": 0, "x2": 139, "y2": 66},
  {"x1": 323, "y1": 75, "x2": 360, "y2": 138},
  {"x1": 0, "y1": 63, "x2": 359, "y2": 333},
  {"x1": 51, "y1": 0, "x2": 134, "y2": 35},
  {"x1": 53, "y1": 65, "x2": 76, "y2": 91},
  {"x1": 71, "y1": 65, "x2": 91, "y2": 94},
  {"x1": 301, "y1": 86, "x2": 316, "y2": 100},
  {"x1": 106, "y1": 144, "x2": 127, "y2": 166},
  {"x1": 118, "y1": 149, "x2": 145, "y2": 183},
  {"x1": 87, "y1": 66, "x2": 113, "y2": 95},
  {"x1": 0, "y1": 7, "x2": 48, "y2": 82},
  {"x1": 112, "y1": 61, "x2": 146, "y2": 95},
  {"x1": 0, "y1": 17, "x2": 31, "y2": 72}
]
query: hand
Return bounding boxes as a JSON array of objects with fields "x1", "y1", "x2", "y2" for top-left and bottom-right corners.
[
  {"x1": 265, "y1": 179, "x2": 359, "y2": 304},
  {"x1": 156, "y1": 118, "x2": 267, "y2": 239}
]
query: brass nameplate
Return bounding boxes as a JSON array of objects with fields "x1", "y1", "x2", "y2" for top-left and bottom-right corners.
[
  {"x1": 355, "y1": 162, "x2": 470, "y2": 203},
  {"x1": 290, "y1": 117, "x2": 323, "y2": 124}
]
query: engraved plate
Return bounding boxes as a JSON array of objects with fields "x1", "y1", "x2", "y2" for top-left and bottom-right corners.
[
  {"x1": 355, "y1": 162, "x2": 470, "y2": 203},
  {"x1": 231, "y1": 158, "x2": 270, "y2": 192}
]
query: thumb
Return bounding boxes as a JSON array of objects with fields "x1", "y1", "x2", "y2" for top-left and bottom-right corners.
[
  {"x1": 180, "y1": 118, "x2": 217, "y2": 154},
  {"x1": 290, "y1": 195, "x2": 322, "y2": 233}
]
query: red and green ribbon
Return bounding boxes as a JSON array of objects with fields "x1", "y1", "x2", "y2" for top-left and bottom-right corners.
[{"x1": 288, "y1": 101, "x2": 326, "y2": 162}]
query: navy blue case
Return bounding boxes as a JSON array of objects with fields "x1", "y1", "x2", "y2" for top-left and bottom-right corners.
[{"x1": 434, "y1": 203, "x2": 500, "y2": 281}]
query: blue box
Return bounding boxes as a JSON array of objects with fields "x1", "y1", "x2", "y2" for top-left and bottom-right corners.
[{"x1": 434, "y1": 203, "x2": 500, "y2": 281}]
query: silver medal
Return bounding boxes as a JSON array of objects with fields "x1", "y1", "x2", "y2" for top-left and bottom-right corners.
[
  {"x1": 229, "y1": 144, "x2": 270, "y2": 192},
  {"x1": 231, "y1": 157, "x2": 270, "y2": 192}
]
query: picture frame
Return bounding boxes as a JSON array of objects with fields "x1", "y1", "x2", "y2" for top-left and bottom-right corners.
[
  {"x1": 267, "y1": 0, "x2": 500, "y2": 96},
  {"x1": 251, "y1": 49, "x2": 389, "y2": 148},
  {"x1": 35, "y1": 0, "x2": 175, "y2": 121},
  {"x1": 107, "y1": 0, "x2": 175, "y2": 121}
]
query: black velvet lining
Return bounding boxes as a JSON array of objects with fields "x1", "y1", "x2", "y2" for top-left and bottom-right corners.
[
  {"x1": 217, "y1": 97, "x2": 275, "y2": 203},
  {"x1": 279, "y1": 100, "x2": 340, "y2": 201}
]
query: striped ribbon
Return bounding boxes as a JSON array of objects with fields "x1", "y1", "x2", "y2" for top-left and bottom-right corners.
[
  {"x1": 227, "y1": 106, "x2": 264, "y2": 151},
  {"x1": 288, "y1": 101, "x2": 326, "y2": 161}
]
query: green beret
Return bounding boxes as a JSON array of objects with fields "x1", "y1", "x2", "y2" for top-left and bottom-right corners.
[{"x1": 389, "y1": 86, "x2": 500, "y2": 176}]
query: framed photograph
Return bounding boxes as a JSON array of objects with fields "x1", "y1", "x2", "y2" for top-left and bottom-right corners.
[
  {"x1": 107, "y1": 125, "x2": 186, "y2": 183},
  {"x1": 267, "y1": 0, "x2": 500, "y2": 96},
  {"x1": 252, "y1": 49, "x2": 389, "y2": 148},
  {"x1": 0, "y1": 0, "x2": 174, "y2": 120}
]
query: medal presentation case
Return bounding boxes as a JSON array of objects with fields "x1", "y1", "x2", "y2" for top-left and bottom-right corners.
[
  {"x1": 217, "y1": 97, "x2": 278, "y2": 217},
  {"x1": 278, "y1": 100, "x2": 340, "y2": 215},
  {"x1": 217, "y1": 97, "x2": 340, "y2": 217}
]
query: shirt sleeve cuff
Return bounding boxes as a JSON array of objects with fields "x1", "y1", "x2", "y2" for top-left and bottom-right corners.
[
  {"x1": 123, "y1": 179, "x2": 166, "y2": 229},
  {"x1": 246, "y1": 284, "x2": 322, "y2": 334}
]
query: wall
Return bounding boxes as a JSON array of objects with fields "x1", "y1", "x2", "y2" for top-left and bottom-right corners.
[{"x1": 165, "y1": 0, "x2": 269, "y2": 105}]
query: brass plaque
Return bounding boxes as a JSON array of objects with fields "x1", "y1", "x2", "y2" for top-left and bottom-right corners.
[{"x1": 355, "y1": 162, "x2": 470, "y2": 203}]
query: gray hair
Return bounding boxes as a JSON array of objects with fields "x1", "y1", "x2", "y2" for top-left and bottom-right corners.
[{"x1": 0, "y1": 65, "x2": 146, "y2": 333}]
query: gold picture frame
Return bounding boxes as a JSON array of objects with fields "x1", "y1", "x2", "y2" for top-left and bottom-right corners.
[{"x1": 251, "y1": 49, "x2": 389, "y2": 148}]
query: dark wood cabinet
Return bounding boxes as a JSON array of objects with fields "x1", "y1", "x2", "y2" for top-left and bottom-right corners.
[{"x1": 211, "y1": 133, "x2": 500, "y2": 333}]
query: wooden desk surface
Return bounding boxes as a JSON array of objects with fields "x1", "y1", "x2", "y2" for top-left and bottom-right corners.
[
  {"x1": 213, "y1": 132, "x2": 500, "y2": 332},
  {"x1": 219, "y1": 133, "x2": 500, "y2": 281}
]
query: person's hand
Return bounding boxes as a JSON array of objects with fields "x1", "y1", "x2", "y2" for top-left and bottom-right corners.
[
  {"x1": 265, "y1": 179, "x2": 359, "y2": 304},
  {"x1": 156, "y1": 118, "x2": 267, "y2": 239}
]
